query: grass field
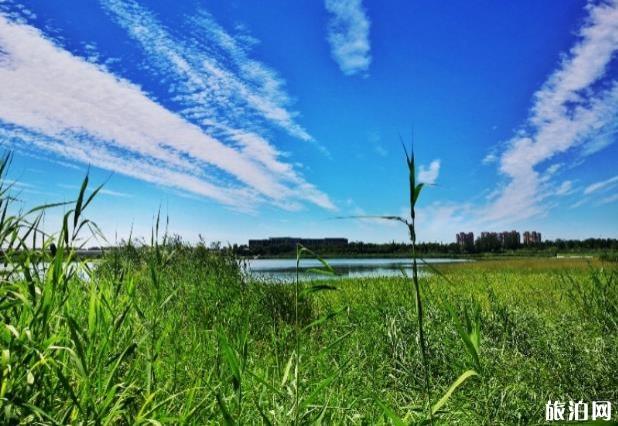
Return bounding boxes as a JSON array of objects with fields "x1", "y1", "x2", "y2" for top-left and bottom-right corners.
[
  {"x1": 2, "y1": 153, "x2": 617, "y2": 424},
  {"x1": 3, "y1": 234, "x2": 616, "y2": 424}
]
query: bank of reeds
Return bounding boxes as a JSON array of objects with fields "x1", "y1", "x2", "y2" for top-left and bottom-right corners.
[{"x1": 1, "y1": 151, "x2": 616, "y2": 424}]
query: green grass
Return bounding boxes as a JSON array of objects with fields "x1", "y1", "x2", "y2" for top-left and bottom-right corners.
[
  {"x1": 1, "y1": 151, "x2": 617, "y2": 424},
  {"x1": 3, "y1": 237, "x2": 616, "y2": 423}
]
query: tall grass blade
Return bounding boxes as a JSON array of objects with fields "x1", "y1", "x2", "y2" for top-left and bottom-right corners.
[
  {"x1": 377, "y1": 400, "x2": 407, "y2": 426},
  {"x1": 431, "y1": 370, "x2": 479, "y2": 416},
  {"x1": 216, "y1": 393, "x2": 236, "y2": 426}
]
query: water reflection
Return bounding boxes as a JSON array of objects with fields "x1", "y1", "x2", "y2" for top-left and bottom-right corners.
[{"x1": 245, "y1": 258, "x2": 469, "y2": 282}]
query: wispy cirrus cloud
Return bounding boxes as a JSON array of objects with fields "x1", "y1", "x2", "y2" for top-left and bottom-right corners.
[
  {"x1": 0, "y1": 6, "x2": 335, "y2": 212},
  {"x1": 599, "y1": 193, "x2": 618, "y2": 205},
  {"x1": 324, "y1": 0, "x2": 371, "y2": 76},
  {"x1": 481, "y1": 152, "x2": 498, "y2": 165},
  {"x1": 57, "y1": 183, "x2": 132, "y2": 198},
  {"x1": 555, "y1": 180, "x2": 574, "y2": 196},
  {"x1": 584, "y1": 175, "x2": 618, "y2": 194},
  {"x1": 100, "y1": 0, "x2": 313, "y2": 143},
  {"x1": 482, "y1": 0, "x2": 618, "y2": 223}
]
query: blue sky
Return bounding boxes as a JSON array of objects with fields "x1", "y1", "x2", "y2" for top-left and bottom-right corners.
[{"x1": 1, "y1": 0, "x2": 617, "y2": 244}]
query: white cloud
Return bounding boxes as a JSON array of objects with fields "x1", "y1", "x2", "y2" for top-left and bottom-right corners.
[
  {"x1": 481, "y1": 152, "x2": 498, "y2": 165},
  {"x1": 483, "y1": 0, "x2": 618, "y2": 223},
  {"x1": 98, "y1": 188, "x2": 132, "y2": 198},
  {"x1": 599, "y1": 193, "x2": 618, "y2": 205},
  {"x1": 100, "y1": 0, "x2": 312, "y2": 143},
  {"x1": 1, "y1": 179, "x2": 33, "y2": 189},
  {"x1": 324, "y1": 0, "x2": 371, "y2": 76},
  {"x1": 555, "y1": 180, "x2": 573, "y2": 196},
  {"x1": 545, "y1": 163, "x2": 563, "y2": 175},
  {"x1": 584, "y1": 175, "x2": 618, "y2": 194},
  {"x1": 57, "y1": 183, "x2": 132, "y2": 198},
  {"x1": 0, "y1": 10, "x2": 335, "y2": 211},
  {"x1": 418, "y1": 160, "x2": 441, "y2": 185},
  {"x1": 581, "y1": 127, "x2": 618, "y2": 155},
  {"x1": 570, "y1": 198, "x2": 588, "y2": 209}
]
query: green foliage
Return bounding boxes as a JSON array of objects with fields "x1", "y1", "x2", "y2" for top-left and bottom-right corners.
[
  {"x1": 448, "y1": 303, "x2": 482, "y2": 373},
  {"x1": 0, "y1": 153, "x2": 616, "y2": 424},
  {"x1": 564, "y1": 267, "x2": 617, "y2": 333}
]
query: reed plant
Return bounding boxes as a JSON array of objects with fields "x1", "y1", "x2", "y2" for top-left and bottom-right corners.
[{"x1": 338, "y1": 143, "x2": 484, "y2": 423}]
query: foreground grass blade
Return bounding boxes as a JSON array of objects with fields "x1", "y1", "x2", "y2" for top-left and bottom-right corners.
[
  {"x1": 431, "y1": 370, "x2": 479, "y2": 416},
  {"x1": 377, "y1": 400, "x2": 406, "y2": 426}
]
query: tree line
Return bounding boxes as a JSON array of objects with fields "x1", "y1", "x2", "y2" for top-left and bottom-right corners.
[{"x1": 233, "y1": 238, "x2": 618, "y2": 257}]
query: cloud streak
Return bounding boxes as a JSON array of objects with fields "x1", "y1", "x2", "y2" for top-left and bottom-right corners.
[
  {"x1": 57, "y1": 183, "x2": 132, "y2": 198},
  {"x1": 584, "y1": 175, "x2": 618, "y2": 194},
  {"x1": 599, "y1": 193, "x2": 618, "y2": 205},
  {"x1": 483, "y1": 0, "x2": 618, "y2": 223},
  {"x1": 555, "y1": 180, "x2": 573, "y2": 196},
  {"x1": 324, "y1": 0, "x2": 371, "y2": 76},
  {"x1": 0, "y1": 8, "x2": 335, "y2": 211}
]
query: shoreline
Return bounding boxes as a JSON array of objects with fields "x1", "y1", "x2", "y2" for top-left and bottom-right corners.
[{"x1": 239, "y1": 252, "x2": 610, "y2": 261}]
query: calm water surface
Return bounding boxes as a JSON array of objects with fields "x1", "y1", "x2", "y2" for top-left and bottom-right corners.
[{"x1": 245, "y1": 258, "x2": 469, "y2": 282}]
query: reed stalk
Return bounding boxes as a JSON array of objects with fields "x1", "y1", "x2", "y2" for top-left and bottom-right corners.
[{"x1": 403, "y1": 145, "x2": 433, "y2": 425}]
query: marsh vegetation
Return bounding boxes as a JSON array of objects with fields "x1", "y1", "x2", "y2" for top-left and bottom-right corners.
[{"x1": 1, "y1": 152, "x2": 616, "y2": 424}]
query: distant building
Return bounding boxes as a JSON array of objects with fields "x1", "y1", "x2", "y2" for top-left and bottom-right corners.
[
  {"x1": 499, "y1": 230, "x2": 521, "y2": 249},
  {"x1": 459, "y1": 230, "x2": 528, "y2": 251},
  {"x1": 523, "y1": 231, "x2": 542, "y2": 245},
  {"x1": 480, "y1": 231, "x2": 497, "y2": 239},
  {"x1": 248, "y1": 237, "x2": 348, "y2": 251},
  {"x1": 456, "y1": 232, "x2": 474, "y2": 251},
  {"x1": 477, "y1": 231, "x2": 501, "y2": 251}
]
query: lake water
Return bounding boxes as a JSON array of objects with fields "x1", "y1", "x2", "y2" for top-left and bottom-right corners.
[{"x1": 245, "y1": 257, "x2": 469, "y2": 282}]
